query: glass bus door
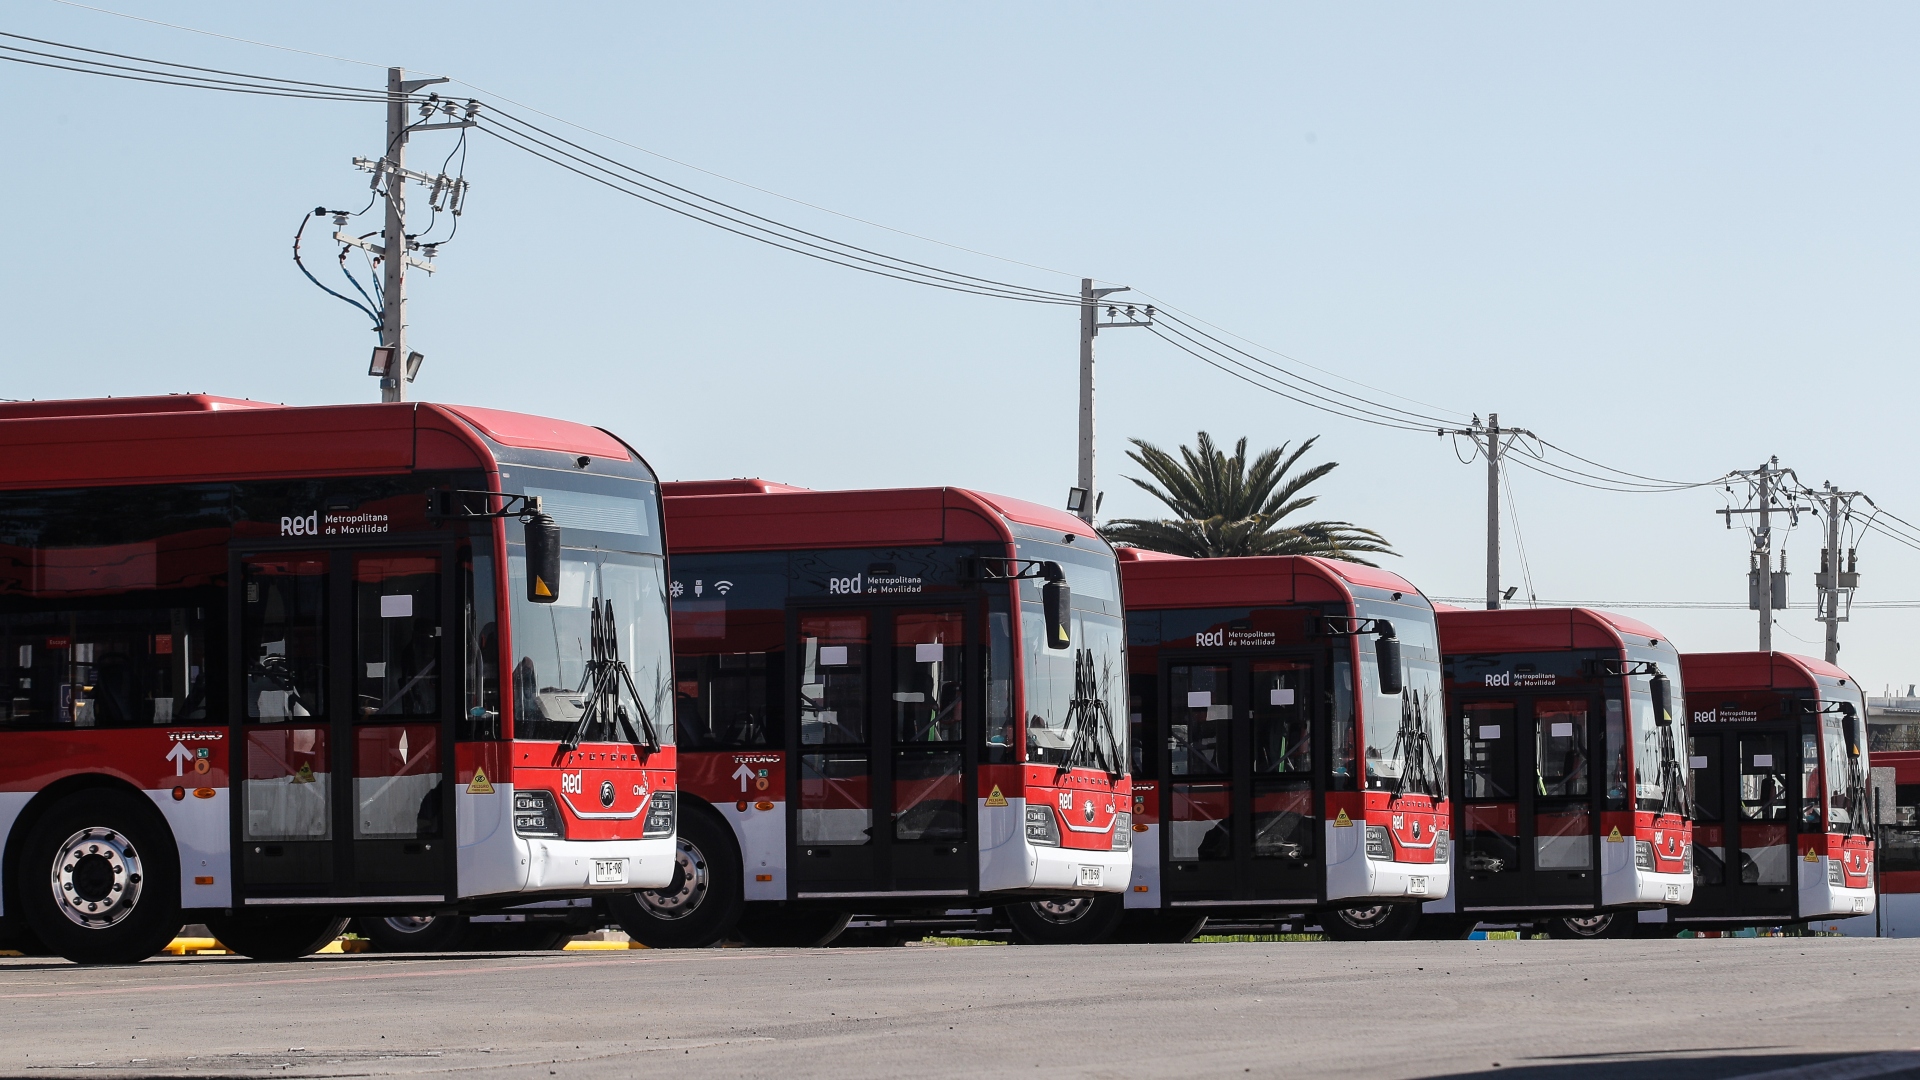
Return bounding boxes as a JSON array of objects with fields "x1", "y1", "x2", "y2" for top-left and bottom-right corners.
[
  {"x1": 1163, "y1": 656, "x2": 1319, "y2": 904},
  {"x1": 790, "y1": 606, "x2": 973, "y2": 898},
  {"x1": 234, "y1": 546, "x2": 455, "y2": 904},
  {"x1": 1453, "y1": 694, "x2": 1602, "y2": 912},
  {"x1": 1684, "y1": 728, "x2": 1797, "y2": 920}
]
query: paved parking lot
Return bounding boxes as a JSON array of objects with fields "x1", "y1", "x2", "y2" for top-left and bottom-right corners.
[{"x1": 1, "y1": 937, "x2": 1916, "y2": 1080}]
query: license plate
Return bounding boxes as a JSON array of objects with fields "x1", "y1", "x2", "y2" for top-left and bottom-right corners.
[
  {"x1": 1078, "y1": 865, "x2": 1103, "y2": 887},
  {"x1": 1664, "y1": 884, "x2": 1681, "y2": 902},
  {"x1": 1854, "y1": 897, "x2": 1867, "y2": 913},
  {"x1": 594, "y1": 859, "x2": 628, "y2": 885},
  {"x1": 1408, "y1": 875, "x2": 1429, "y2": 895}
]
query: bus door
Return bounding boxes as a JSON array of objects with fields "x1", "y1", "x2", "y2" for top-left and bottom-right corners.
[
  {"x1": 789, "y1": 605, "x2": 975, "y2": 899},
  {"x1": 1163, "y1": 655, "x2": 1320, "y2": 904},
  {"x1": 1684, "y1": 727, "x2": 1797, "y2": 919},
  {"x1": 233, "y1": 545, "x2": 455, "y2": 904},
  {"x1": 1453, "y1": 694, "x2": 1601, "y2": 912}
]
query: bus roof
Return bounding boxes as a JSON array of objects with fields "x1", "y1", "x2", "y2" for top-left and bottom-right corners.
[
  {"x1": 1681, "y1": 651, "x2": 1856, "y2": 692},
  {"x1": 662, "y1": 481, "x2": 1102, "y2": 552},
  {"x1": 1116, "y1": 551, "x2": 1426, "y2": 609},
  {"x1": 0, "y1": 396, "x2": 631, "y2": 489},
  {"x1": 1436, "y1": 606, "x2": 1669, "y2": 654}
]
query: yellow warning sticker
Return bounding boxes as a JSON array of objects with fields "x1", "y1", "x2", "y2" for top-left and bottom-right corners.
[
  {"x1": 467, "y1": 766, "x2": 495, "y2": 795},
  {"x1": 533, "y1": 576, "x2": 554, "y2": 598},
  {"x1": 293, "y1": 762, "x2": 316, "y2": 785},
  {"x1": 1333, "y1": 808, "x2": 1353, "y2": 827},
  {"x1": 1805, "y1": 847, "x2": 1820, "y2": 862},
  {"x1": 984, "y1": 785, "x2": 1008, "y2": 807},
  {"x1": 1607, "y1": 826, "x2": 1623, "y2": 842}
]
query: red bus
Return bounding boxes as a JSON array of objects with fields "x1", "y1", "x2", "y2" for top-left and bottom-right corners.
[
  {"x1": 1425, "y1": 607, "x2": 1692, "y2": 938},
  {"x1": 607, "y1": 480, "x2": 1129, "y2": 948},
  {"x1": 1664, "y1": 652, "x2": 1874, "y2": 932},
  {"x1": 0, "y1": 396, "x2": 677, "y2": 964},
  {"x1": 999, "y1": 549, "x2": 1451, "y2": 943},
  {"x1": 1866, "y1": 749, "x2": 1920, "y2": 936}
]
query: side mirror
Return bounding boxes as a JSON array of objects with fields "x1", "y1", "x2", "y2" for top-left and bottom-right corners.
[
  {"x1": 1841, "y1": 702, "x2": 1862, "y2": 756},
  {"x1": 524, "y1": 505, "x2": 561, "y2": 604},
  {"x1": 1041, "y1": 562, "x2": 1071, "y2": 650},
  {"x1": 1650, "y1": 672, "x2": 1673, "y2": 727},
  {"x1": 1374, "y1": 622, "x2": 1403, "y2": 696}
]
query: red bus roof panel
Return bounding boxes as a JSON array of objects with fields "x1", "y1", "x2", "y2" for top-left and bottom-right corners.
[
  {"x1": 662, "y1": 484, "x2": 1076, "y2": 552},
  {"x1": 1119, "y1": 553, "x2": 1418, "y2": 609},
  {"x1": 1436, "y1": 607, "x2": 1668, "y2": 654},
  {"x1": 439, "y1": 405, "x2": 630, "y2": 460},
  {"x1": 1681, "y1": 651, "x2": 1853, "y2": 692}
]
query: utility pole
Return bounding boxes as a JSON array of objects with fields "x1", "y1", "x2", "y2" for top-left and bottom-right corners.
[
  {"x1": 334, "y1": 69, "x2": 475, "y2": 401},
  {"x1": 1815, "y1": 483, "x2": 1862, "y2": 664},
  {"x1": 1718, "y1": 458, "x2": 1808, "y2": 652},
  {"x1": 1485, "y1": 414, "x2": 1502, "y2": 610},
  {"x1": 1071, "y1": 280, "x2": 1151, "y2": 524}
]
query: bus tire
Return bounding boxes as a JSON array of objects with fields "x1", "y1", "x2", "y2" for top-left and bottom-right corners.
[
  {"x1": 735, "y1": 903, "x2": 851, "y2": 947},
  {"x1": 607, "y1": 806, "x2": 742, "y2": 948},
  {"x1": 1006, "y1": 894, "x2": 1126, "y2": 945},
  {"x1": 207, "y1": 912, "x2": 349, "y2": 960},
  {"x1": 1545, "y1": 911, "x2": 1634, "y2": 939},
  {"x1": 1319, "y1": 902, "x2": 1422, "y2": 941},
  {"x1": 19, "y1": 789, "x2": 181, "y2": 965},
  {"x1": 1116, "y1": 911, "x2": 1208, "y2": 944},
  {"x1": 353, "y1": 914, "x2": 477, "y2": 952}
]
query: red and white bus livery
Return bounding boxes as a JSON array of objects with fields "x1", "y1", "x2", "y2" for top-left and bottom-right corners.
[
  {"x1": 1667, "y1": 652, "x2": 1874, "y2": 931},
  {"x1": 1427, "y1": 607, "x2": 1692, "y2": 938},
  {"x1": 1004, "y1": 550, "x2": 1450, "y2": 943},
  {"x1": 610, "y1": 480, "x2": 1129, "y2": 948},
  {"x1": 0, "y1": 396, "x2": 676, "y2": 964}
]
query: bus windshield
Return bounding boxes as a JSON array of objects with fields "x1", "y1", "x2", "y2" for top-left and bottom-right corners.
[
  {"x1": 1823, "y1": 691, "x2": 1869, "y2": 834},
  {"x1": 1023, "y1": 609, "x2": 1127, "y2": 773},
  {"x1": 1355, "y1": 594, "x2": 1445, "y2": 798},
  {"x1": 1627, "y1": 645, "x2": 1686, "y2": 816}
]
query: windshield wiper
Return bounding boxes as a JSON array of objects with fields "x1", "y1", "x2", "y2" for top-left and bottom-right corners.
[
  {"x1": 561, "y1": 598, "x2": 661, "y2": 753},
  {"x1": 1389, "y1": 691, "x2": 1440, "y2": 799},
  {"x1": 1064, "y1": 647, "x2": 1121, "y2": 778}
]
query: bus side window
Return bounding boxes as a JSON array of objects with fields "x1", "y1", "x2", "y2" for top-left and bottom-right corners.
[
  {"x1": 984, "y1": 602, "x2": 1016, "y2": 763},
  {"x1": 673, "y1": 600, "x2": 783, "y2": 750},
  {"x1": 1603, "y1": 697, "x2": 1630, "y2": 810},
  {"x1": 1130, "y1": 672, "x2": 1158, "y2": 777},
  {"x1": 458, "y1": 548, "x2": 501, "y2": 741},
  {"x1": 0, "y1": 607, "x2": 209, "y2": 728}
]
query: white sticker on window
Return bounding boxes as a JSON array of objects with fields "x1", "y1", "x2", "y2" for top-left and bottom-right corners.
[
  {"x1": 366, "y1": 662, "x2": 387, "y2": 679},
  {"x1": 1478, "y1": 725, "x2": 1502, "y2": 740},
  {"x1": 1187, "y1": 691, "x2": 1212, "y2": 708},
  {"x1": 819, "y1": 646, "x2": 848, "y2": 666},
  {"x1": 153, "y1": 697, "x2": 173, "y2": 722},
  {"x1": 915, "y1": 643, "x2": 945, "y2": 663},
  {"x1": 1689, "y1": 756, "x2": 1708, "y2": 769},
  {"x1": 1550, "y1": 722, "x2": 1574, "y2": 737},
  {"x1": 1206, "y1": 704, "x2": 1233, "y2": 721},
  {"x1": 1270, "y1": 688, "x2": 1295, "y2": 706},
  {"x1": 1753, "y1": 753, "x2": 1774, "y2": 768},
  {"x1": 817, "y1": 709, "x2": 837, "y2": 725},
  {"x1": 380, "y1": 594, "x2": 413, "y2": 619},
  {"x1": 892, "y1": 692, "x2": 925, "y2": 703}
]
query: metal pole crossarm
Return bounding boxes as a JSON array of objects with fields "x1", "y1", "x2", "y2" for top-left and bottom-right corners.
[
  {"x1": 398, "y1": 75, "x2": 449, "y2": 94},
  {"x1": 411, "y1": 120, "x2": 476, "y2": 133}
]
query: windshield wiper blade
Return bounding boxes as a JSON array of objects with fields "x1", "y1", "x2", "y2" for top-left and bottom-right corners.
[{"x1": 562, "y1": 598, "x2": 661, "y2": 753}]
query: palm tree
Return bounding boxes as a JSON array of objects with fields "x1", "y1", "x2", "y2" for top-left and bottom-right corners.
[{"x1": 1098, "y1": 431, "x2": 1395, "y2": 564}]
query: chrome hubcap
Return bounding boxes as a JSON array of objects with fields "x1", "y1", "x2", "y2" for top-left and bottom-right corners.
[
  {"x1": 383, "y1": 915, "x2": 440, "y2": 935},
  {"x1": 1030, "y1": 897, "x2": 1093, "y2": 926},
  {"x1": 636, "y1": 837, "x2": 707, "y2": 920},
  {"x1": 1336, "y1": 905, "x2": 1393, "y2": 930},
  {"x1": 51, "y1": 826, "x2": 143, "y2": 929},
  {"x1": 1563, "y1": 914, "x2": 1614, "y2": 936}
]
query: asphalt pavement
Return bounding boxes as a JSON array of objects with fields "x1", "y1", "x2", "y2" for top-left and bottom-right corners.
[{"x1": 1, "y1": 937, "x2": 1916, "y2": 1080}]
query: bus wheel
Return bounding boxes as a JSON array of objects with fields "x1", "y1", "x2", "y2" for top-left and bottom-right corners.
[
  {"x1": 1319, "y1": 903, "x2": 1421, "y2": 941},
  {"x1": 20, "y1": 789, "x2": 181, "y2": 965},
  {"x1": 353, "y1": 914, "x2": 477, "y2": 952},
  {"x1": 736, "y1": 904, "x2": 851, "y2": 947},
  {"x1": 207, "y1": 912, "x2": 350, "y2": 960},
  {"x1": 1006, "y1": 894, "x2": 1125, "y2": 945},
  {"x1": 1546, "y1": 912, "x2": 1633, "y2": 939},
  {"x1": 1116, "y1": 911, "x2": 1208, "y2": 944},
  {"x1": 607, "y1": 808, "x2": 742, "y2": 948}
]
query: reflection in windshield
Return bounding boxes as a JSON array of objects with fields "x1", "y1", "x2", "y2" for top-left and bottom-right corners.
[
  {"x1": 1823, "y1": 698, "x2": 1869, "y2": 835},
  {"x1": 1354, "y1": 598, "x2": 1445, "y2": 797},
  {"x1": 1023, "y1": 608, "x2": 1126, "y2": 772},
  {"x1": 509, "y1": 549, "x2": 674, "y2": 745},
  {"x1": 1628, "y1": 662, "x2": 1687, "y2": 816}
]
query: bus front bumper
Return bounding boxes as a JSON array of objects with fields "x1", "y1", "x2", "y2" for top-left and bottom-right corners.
[{"x1": 519, "y1": 835, "x2": 677, "y2": 893}]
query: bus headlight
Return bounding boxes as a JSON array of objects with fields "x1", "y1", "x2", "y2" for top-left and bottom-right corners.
[
  {"x1": 643, "y1": 791, "x2": 676, "y2": 838},
  {"x1": 1025, "y1": 805, "x2": 1059, "y2": 846},
  {"x1": 1634, "y1": 840, "x2": 1653, "y2": 871},
  {"x1": 1364, "y1": 825, "x2": 1393, "y2": 861},
  {"x1": 1433, "y1": 831, "x2": 1449, "y2": 863},
  {"x1": 514, "y1": 790, "x2": 564, "y2": 839},
  {"x1": 1111, "y1": 812, "x2": 1132, "y2": 852}
]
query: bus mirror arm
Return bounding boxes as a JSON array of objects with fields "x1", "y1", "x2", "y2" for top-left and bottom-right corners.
[{"x1": 423, "y1": 490, "x2": 562, "y2": 604}]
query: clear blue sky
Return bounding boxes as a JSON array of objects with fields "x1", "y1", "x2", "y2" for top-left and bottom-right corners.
[{"x1": 4, "y1": 2, "x2": 1917, "y2": 692}]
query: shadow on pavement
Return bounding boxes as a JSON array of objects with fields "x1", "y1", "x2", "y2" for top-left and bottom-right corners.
[{"x1": 1423, "y1": 1051, "x2": 1920, "y2": 1080}]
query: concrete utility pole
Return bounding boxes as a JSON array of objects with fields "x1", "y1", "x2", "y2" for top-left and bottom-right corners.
[
  {"x1": 1072, "y1": 280, "x2": 1150, "y2": 524},
  {"x1": 1815, "y1": 483, "x2": 1862, "y2": 664},
  {"x1": 1719, "y1": 458, "x2": 1805, "y2": 652},
  {"x1": 1485, "y1": 414, "x2": 1502, "y2": 610}
]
